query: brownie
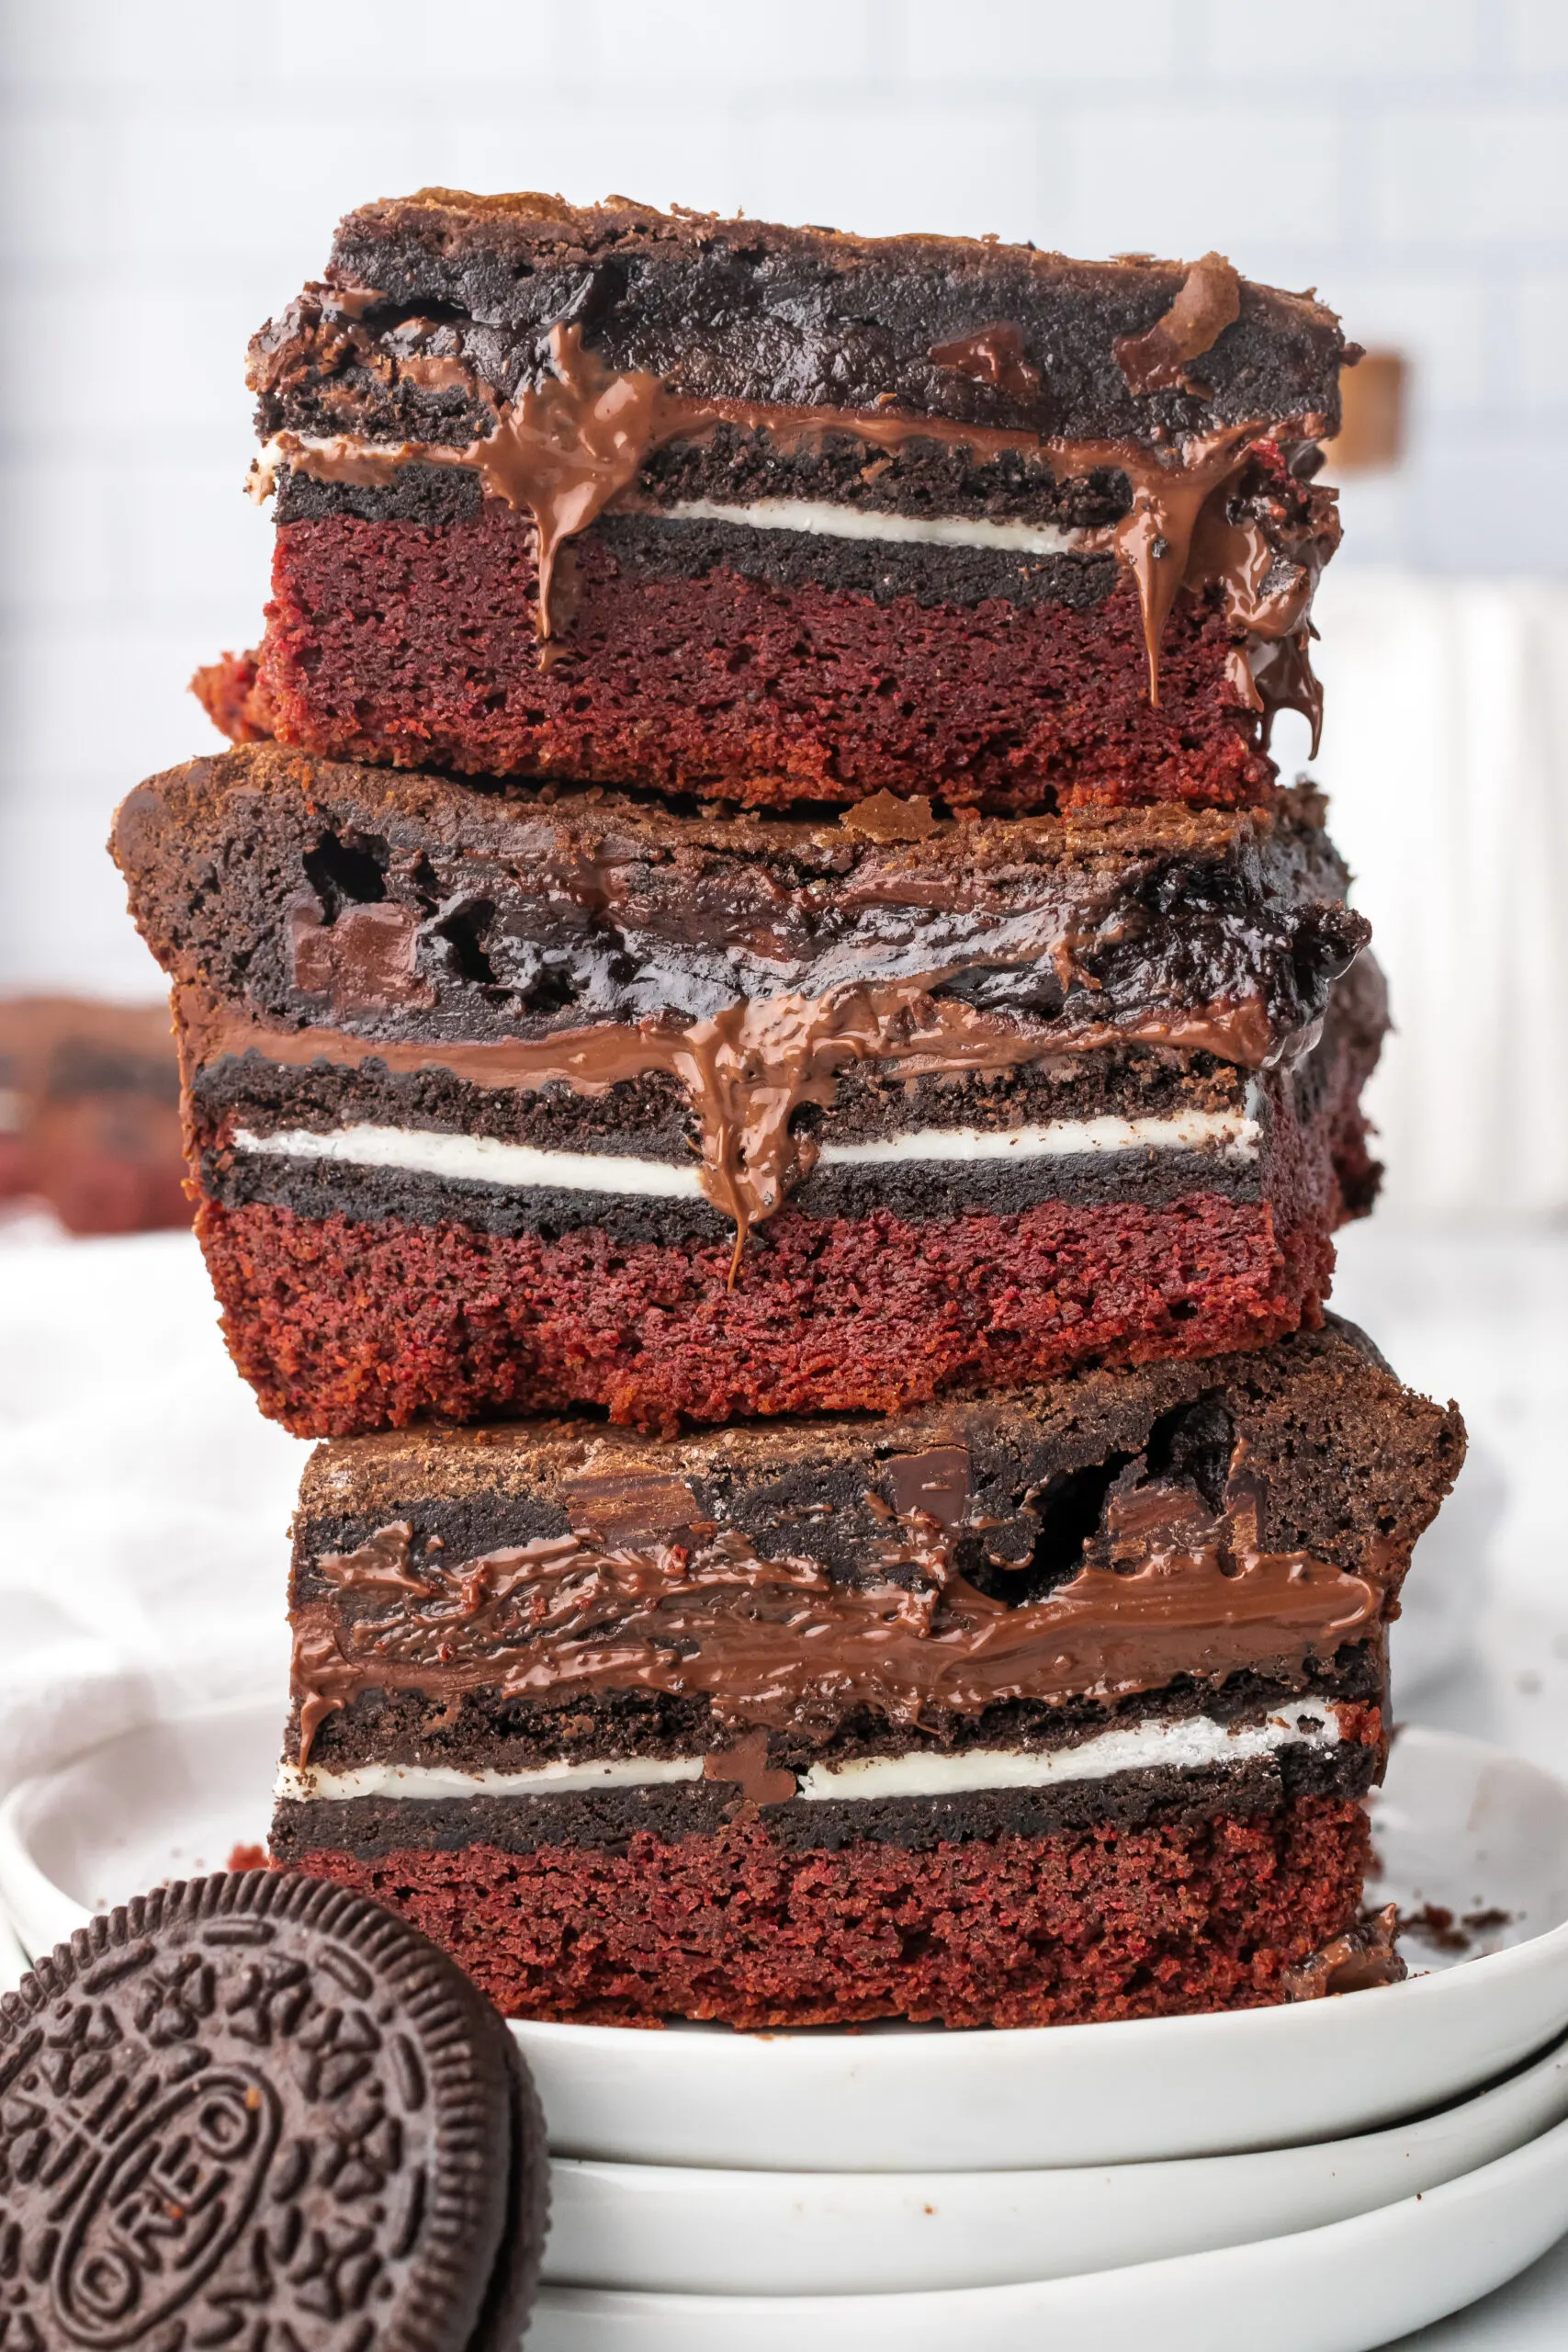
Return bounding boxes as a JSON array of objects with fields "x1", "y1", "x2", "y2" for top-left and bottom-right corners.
[
  {"x1": 269, "y1": 1317, "x2": 1461, "y2": 2028},
  {"x1": 89, "y1": 181, "x2": 1452, "y2": 2041},
  {"x1": 213, "y1": 195, "x2": 1351, "y2": 812},
  {"x1": 111, "y1": 743, "x2": 1382, "y2": 1434},
  {"x1": 264, "y1": 195, "x2": 1349, "y2": 447},
  {"x1": 113, "y1": 744, "x2": 1366, "y2": 1054}
]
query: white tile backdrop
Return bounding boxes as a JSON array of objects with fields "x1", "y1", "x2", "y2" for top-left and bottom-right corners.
[{"x1": 2, "y1": 0, "x2": 1566, "y2": 1086}]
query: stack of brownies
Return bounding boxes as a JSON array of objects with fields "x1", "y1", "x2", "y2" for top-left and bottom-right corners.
[{"x1": 115, "y1": 192, "x2": 1463, "y2": 2029}]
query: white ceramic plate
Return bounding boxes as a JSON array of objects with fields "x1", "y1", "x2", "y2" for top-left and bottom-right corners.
[
  {"x1": 4, "y1": 1709, "x2": 1568, "y2": 2170},
  {"x1": 528, "y1": 2117, "x2": 1568, "y2": 2352},
  {"x1": 543, "y1": 2032, "x2": 1568, "y2": 2294},
  {"x1": 0, "y1": 1695, "x2": 278, "y2": 1962}
]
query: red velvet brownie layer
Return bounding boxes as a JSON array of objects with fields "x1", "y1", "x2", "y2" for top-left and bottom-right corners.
[
  {"x1": 270, "y1": 1324, "x2": 1462, "y2": 2025},
  {"x1": 287, "y1": 1802, "x2": 1371, "y2": 2030},
  {"x1": 196, "y1": 1192, "x2": 1333, "y2": 1434},
  {"x1": 113, "y1": 746, "x2": 1376, "y2": 1433},
  {"x1": 218, "y1": 193, "x2": 1349, "y2": 812}
]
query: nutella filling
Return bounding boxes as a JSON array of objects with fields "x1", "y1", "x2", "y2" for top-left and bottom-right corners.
[
  {"x1": 251, "y1": 315, "x2": 1328, "y2": 707},
  {"x1": 1283, "y1": 1904, "x2": 1406, "y2": 2000},
  {"x1": 291, "y1": 1448, "x2": 1386, "y2": 1766}
]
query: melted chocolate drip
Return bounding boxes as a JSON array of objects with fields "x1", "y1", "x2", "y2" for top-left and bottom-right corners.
[
  {"x1": 291, "y1": 1451, "x2": 1386, "y2": 1765},
  {"x1": 703, "y1": 1729, "x2": 798, "y2": 1807},
  {"x1": 251, "y1": 321, "x2": 1322, "y2": 707},
  {"x1": 1190, "y1": 469, "x2": 1335, "y2": 757}
]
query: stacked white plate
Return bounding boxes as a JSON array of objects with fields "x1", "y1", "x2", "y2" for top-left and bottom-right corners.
[{"x1": 4, "y1": 1706, "x2": 1568, "y2": 2350}]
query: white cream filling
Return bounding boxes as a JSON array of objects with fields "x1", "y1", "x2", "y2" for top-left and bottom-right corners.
[
  {"x1": 232, "y1": 1107, "x2": 1259, "y2": 1196},
  {"x1": 798, "y1": 1704, "x2": 1339, "y2": 1800},
  {"x1": 276, "y1": 1754, "x2": 705, "y2": 1804},
  {"x1": 818, "y1": 1109, "x2": 1259, "y2": 1167},
  {"x1": 279, "y1": 1704, "x2": 1339, "y2": 1808},
  {"x1": 661, "y1": 496, "x2": 1089, "y2": 558},
  {"x1": 237, "y1": 1126, "x2": 705, "y2": 1197},
  {"x1": 254, "y1": 439, "x2": 1089, "y2": 558}
]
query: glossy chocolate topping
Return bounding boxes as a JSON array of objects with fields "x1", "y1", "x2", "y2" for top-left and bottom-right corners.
[
  {"x1": 1190, "y1": 456, "x2": 1333, "y2": 755},
  {"x1": 291, "y1": 1445, "x2": 1385, "y2": 1766},
  {"x1": 252, "y1": 319, "x2": 1324, "y2": 704}
]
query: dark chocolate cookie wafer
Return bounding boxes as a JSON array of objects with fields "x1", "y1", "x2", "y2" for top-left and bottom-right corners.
[{"x1": 0, "y1": 1869, "x2": 548, "y2": 2350}]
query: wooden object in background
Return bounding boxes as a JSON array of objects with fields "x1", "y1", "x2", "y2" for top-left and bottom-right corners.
[{"x1": 1326, "y1": 351, "x2": 1407, "y2": 474}]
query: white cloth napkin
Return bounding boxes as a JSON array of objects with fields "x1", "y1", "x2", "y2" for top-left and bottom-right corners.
[{"x1": 0, "y1": 1218, "x2": 307, "y2": 1794}]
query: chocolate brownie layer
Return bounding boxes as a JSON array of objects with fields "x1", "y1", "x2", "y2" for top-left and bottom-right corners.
[
  {"x1": 282, "y1": 1317, "x2": 1459, "y2": 1773},
  {"x1": 260, "y1": 195, "x2": 1348, "y2": 449},
  {"x1": 113, "y1": 745, "x2": 1365, "y2": 1056},
  {"x1": 228, "y1": 194, "x2": 1349, "y2": 810}
]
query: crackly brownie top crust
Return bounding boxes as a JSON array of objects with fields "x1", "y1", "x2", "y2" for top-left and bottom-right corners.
[{"x1": 271, "y1": 190, "x2": 1349, "y2": 447}]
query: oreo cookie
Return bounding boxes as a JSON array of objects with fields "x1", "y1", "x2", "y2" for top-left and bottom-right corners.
[{"x1": 0, "y1": 1870, "x2": 547, "y2": 2350}]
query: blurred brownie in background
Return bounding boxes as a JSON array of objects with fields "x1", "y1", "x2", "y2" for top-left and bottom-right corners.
[{"x1": 0, "y1": 996, "x2": 187, "y2": 1235}]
